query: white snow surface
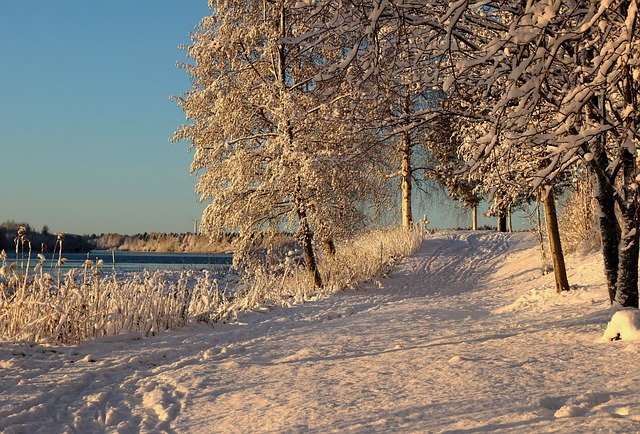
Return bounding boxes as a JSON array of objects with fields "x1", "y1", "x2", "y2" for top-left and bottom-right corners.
[{"x1": 2, "y1": 231, "x2": 640, "y2": 433}]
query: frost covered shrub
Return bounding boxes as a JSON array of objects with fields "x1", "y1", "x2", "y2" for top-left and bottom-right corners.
[
  {"x1": 558, "y1": 175, "x2": 600, "y2": 255},
  {"x1": 0, "y1": 262, "x2": 232, "y2": 344},
  {"x1": 321, "y1": 227, "x2": 423, "y2": 291},
  {"x1": 234, "y1": 227, "x2": 423, "y2": 310}
]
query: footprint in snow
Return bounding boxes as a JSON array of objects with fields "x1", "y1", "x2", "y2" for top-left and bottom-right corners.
[
  {"x1": 201, "y1": 345, "x2": 245, "y2": 361},
  {"x1": 447, "y1": 355, "x2": 466, "y2": 365},
  {"x1": 538, "y1": 392, "x2": 611, "y2": 418}
]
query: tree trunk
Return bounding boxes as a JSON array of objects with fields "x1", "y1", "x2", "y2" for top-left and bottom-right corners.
[
  {"x1": 580, "y1": 52, "x2": 622, "y2": 304},
  {"x1": 472, "y1": 205, "x2": 478, "y2": 231},
  {"x1": 614, "y1": 147, "x2": 639, "y2": 307},
  {"x1": 588, "y1": 145, "x2": 621, "y2": 304},
  {"x1": 542, "y1": 187, "x2": 570, "y2": 293},
  {"x1": 401, "y1": 132, "x2": 413, "y2": 228},
  {"x1": 277, "y1": 6, "x2": 323, "y2": 289},
  {"x1": 534, "y1": 195, "x2": 549, "y2": 273},
  {"x1": 507, "y1": 207, "x2": 513, "y2": 233},
  {"x1": 497, "y1": 209, "x2": 507, "y2": 232},
  {"x1": 298, "y1": 209, "x2": 323, "y2": 289},
  {"x1": 614, "y1": 66, "x2": 639, "y2": 307}
]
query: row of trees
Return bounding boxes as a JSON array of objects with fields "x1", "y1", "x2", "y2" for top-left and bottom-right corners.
[
  {"x1": 174, "y1": 0, "x2": 639, "y2": 307},
  {"x1": 0, "y1": 221, "x2": 233, "y2": 253},
  {"x1": 0, "y1": 221, "x2": 93, "y2": 253},
  {"x1": 94, "y1": 232, "x2": 233, "y2": 252}
]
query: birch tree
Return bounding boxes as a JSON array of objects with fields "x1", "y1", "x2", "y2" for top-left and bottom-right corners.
[
  {"x1": 173, "y1": 0, "x2": 386, "y2": 287},
  {"x1": 291, "y1": 0, "x2": 456, "y2": 228}
]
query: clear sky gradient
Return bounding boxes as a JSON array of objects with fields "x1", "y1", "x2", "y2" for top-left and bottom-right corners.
[
  {"x1": 0, "y1": 1, "x2": 523, "y2": 236},
  {"x1": 0, "y1": 1, "x2": 211, "y2": 235}
]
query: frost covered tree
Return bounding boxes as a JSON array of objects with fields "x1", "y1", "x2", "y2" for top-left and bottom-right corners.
[
  {"x1": 290, "y1": 0, "x2": 456, "y2": 228},
  {"x1": 173, "y1": 0, "x2": 386, "y2": 287},
  {"x1": 373, "y1": 29, "x2": 449, "y2": 229},
  {"x1": 443, "y1": 0, "x2": 640, "y2": 307}
]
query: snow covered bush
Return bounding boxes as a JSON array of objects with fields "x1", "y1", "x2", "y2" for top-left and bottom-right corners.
[
  {"x1": 0, "y1": 261, "x2": 232, "y2": 344},
  {"x1": 321, "y1": 227, "x2": 423, "y2": 291},
  {"x1": 233, "y1": 227, "x2": 423, "y2": 311}
]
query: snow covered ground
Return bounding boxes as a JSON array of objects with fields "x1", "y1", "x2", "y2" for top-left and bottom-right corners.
[{"x1": 1, "y1": 230, "x2": 639, "y2": 433}]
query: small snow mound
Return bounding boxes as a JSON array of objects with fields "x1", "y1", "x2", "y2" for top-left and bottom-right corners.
[
  {"x1": 494, "y1": 287, "x2": 552, "y2": 313},
  {"x1": 496, "y1": 286, "x2": 599, "y2": 314},
  {"x1": 82, "y1": 354, "x2": 97, "y2": 363},
  {"x1": 540, "y1": 392, "x2": 611, "y2": 419},
  {"x1": 614, "y1": 406, "x2": 630, "y2": 416},
  {"x1": 141, "y1": 384, "x2": 178, "y2": 423},
  {"x1": 554, "y1": 402, "x2": 590, "y2": 418},
  {"x1": 448, "y1": 355, "x2": 464, "y2": 365},
  {"x1": 201, "y1": 346, "x2": 229, "y2": 361},
  {"x1": 601, "y1": 310, "x2": 640, "y2": 342}
]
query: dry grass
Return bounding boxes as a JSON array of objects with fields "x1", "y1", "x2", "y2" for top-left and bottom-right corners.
[
  {"x1": 0, "y1": 227, "x2": 422, "y2": 344},
  {"x1": 235, "y1": 227, "x2": 423, "y2": 309}
]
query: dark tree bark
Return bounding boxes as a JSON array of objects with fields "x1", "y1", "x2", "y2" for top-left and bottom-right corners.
[
  {"x1": 582, "y1": 101, "x2": 622, "y2": 303},
  {"x1": 542, "y1": 188, "x2": 570, "y2": 293},
  {"x1": 591, "y1": 164, "x2": 620, "y2": 303},
  {"x1": 497, "y1": 209, "x2": 507, "y2": 232},
  {"x1": 298, "y1": 209, "x2": 323, "y2": 289},
  {"x1": 613, "y1": 64, "x2": 639, "y2": 307},
  {"x1": 614, "y1": 148, "x2": 639, "y2": 307}
]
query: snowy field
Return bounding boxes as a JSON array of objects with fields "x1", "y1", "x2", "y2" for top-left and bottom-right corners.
[{"x1": 1, "y1": 230, "x2": 639, "y2": 433}]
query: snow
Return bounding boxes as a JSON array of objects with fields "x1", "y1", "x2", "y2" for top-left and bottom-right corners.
[
  {"x1": 2, "y1": 230, "x2": 640, "y2": 433},
  {"x1": 602, "y1": 310, "x2": 640, "y2": 342}
]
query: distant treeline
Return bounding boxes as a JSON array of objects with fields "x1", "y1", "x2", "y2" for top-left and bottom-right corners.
[
  {"x1": 0, "y1": 221, "x2": 233, "y2": 253},
  {"x1": 94, "y1": 232, "x2": 234, "y2": 253},
  {"x1": 0, "y1": 221, "x2": 94, "y2": 253}
]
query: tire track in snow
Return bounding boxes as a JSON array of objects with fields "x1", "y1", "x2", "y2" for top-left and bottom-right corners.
[{"x1": 399, "y1": 231, "x2": 512, "y2": 297}]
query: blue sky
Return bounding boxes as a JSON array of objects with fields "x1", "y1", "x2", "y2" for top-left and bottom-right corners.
[
  {"x1": 0, "y1": 1, "x2": 211, "y2": 235},
  {"x1": 0, "y1": 1, "x2": 522, "y2": 236}
]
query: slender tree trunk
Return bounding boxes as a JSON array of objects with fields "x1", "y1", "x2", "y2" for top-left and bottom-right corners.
[
  {"x1": 542, "y1": 187, "x2": 570, "y2": 293},
  {"x1": 298, "y1": 209, "x2": 323, "y2": 289},
  {"x1": 580, "y1": 49, "x2": 621, "y2": 304},
  {"x1": 276, "y1": 4, "x2": 322, "y2": 289},
  {"x1": 472, "y1": 204, "x2": 478, "y2": 231},
  {"x1": 401, "y1": 130, "x2": 413, "y2": 228},
  {"x1": 594, "y1": 170, "x2": 621, "y2": 303},
  {"x1": 507, "y1": 207, "x2": 513, "y2": 233},
  {"x1": 614, "y1": 66, "x2": 639, "y2": 307},
  {"x1": 534, "y1": 195, "x2": 549, "y2": 273}
]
